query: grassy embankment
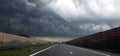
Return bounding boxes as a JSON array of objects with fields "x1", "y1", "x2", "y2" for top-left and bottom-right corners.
[{"x1": 0, "y1": 44, "x2": 52, "y2": 56}]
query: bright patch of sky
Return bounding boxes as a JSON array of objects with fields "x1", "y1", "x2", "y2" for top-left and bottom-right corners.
[{"x1": 47, "y1": 0, "x2": 120, "y2": 21}]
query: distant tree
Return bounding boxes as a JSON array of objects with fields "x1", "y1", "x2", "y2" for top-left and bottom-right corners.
[{"x1": 18, "y1": 34, "x2": 30, "y2": 38}]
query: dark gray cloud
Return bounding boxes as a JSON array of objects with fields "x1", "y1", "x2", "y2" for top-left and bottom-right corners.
[
  {"x1": 48, "y1": 0, "x2": 120, "y2": 34},
  {"x1": 0, "y1": 0, "x2": 82, "y2": 37},
  {"x1": 0, "y1": 0, "x2": 119, "y2": 38}
]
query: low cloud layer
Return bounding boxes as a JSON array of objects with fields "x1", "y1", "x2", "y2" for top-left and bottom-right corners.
[{"x1": 0, "y1": 0, "x2": 120, "y2": 38}]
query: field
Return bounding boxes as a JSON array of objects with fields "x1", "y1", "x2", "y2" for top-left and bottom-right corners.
[{"x1": 0, "y1": 44, "x2": 52, "y2": 56}]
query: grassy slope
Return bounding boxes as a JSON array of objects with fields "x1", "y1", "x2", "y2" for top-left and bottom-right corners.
[{"x1": 0, "y1": 44, "x2": 52, "y2": 56}]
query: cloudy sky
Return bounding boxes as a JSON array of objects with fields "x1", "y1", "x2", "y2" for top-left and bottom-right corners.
[{"x1": 0, "y1": 0, "x2": 120, "y2": 38}]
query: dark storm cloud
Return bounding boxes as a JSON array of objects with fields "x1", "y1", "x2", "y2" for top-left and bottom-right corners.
[
  {"x1": 0, "y1": 0, "x2": 120, "y2": 38},
  {"x1": 0, "y1": 0, "x2": 83, "y2": 37},
  {"x1": 48, "y1": 0, "x2": 120, "y2": 35}
]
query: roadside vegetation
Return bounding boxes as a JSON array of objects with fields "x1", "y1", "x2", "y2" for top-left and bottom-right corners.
[{"x1": 0, "y1": 44, "x2": 52, "y2": 56}]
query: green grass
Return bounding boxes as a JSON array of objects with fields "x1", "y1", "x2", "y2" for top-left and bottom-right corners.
[
  {"x1": 0, "y1": 44, "x2": 52, "y2": 56},
  {"x1": 0, "y1": 42, "x2": 5, "y2": 46}
]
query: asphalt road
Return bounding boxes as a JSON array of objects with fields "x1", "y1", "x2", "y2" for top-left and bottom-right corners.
[{"x1": 30, "y1": 44, "x2": 120, "y2": 56}]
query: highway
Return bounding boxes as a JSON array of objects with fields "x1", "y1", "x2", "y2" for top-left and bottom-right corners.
[{"x1": 30, "y1": 44, "x2": 120, "y2": 56}]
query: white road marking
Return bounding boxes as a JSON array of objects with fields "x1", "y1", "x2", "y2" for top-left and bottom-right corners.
[
  {"x1": 29, "y1": 45, "x2": 55, "y2": 56},
  {"x1": 75, "y1": 47, "x2": 111, "y2": 56},
  {"x1": 72, "y1": 46, "x2": 111, "y2": 56},
  {"x1": 69, "y1": 51, "x2": 73, "y2": 54},
  {"x1": 64, "y1": 47, "x2": 73, "y2": 55}
]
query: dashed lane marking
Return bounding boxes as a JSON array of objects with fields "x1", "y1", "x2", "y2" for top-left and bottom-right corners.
[{"x1": 69, "y1": 51, "x2": 73, "y2": 54}]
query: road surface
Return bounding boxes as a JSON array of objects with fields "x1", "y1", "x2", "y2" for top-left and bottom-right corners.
[{"x1": 30, "y1": 44, "x2": 120, "y2": 56}]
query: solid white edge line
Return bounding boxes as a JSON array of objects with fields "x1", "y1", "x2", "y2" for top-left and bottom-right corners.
[
  {"x1": 73, "y1": 46, "x2": 111, "y2": 56},
  {"x1": 78, "y1": 47, "x2": 111, "y2": 56},
  {"x1": 29, "y1": 45, "x2": 55, "y2": 56}
]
